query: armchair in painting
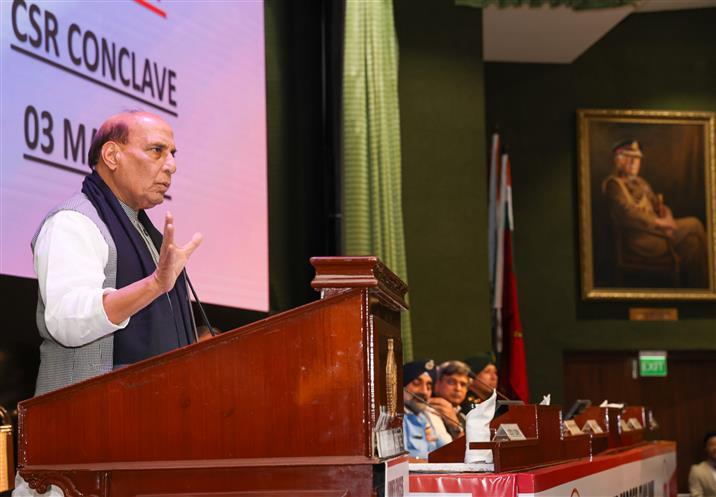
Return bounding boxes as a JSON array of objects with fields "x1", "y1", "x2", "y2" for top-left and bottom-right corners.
[{"x1": 611, "y1": 219, "x2": 681, "y2": 287}]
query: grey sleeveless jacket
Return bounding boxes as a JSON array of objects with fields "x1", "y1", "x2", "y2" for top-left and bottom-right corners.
[{"x1": 31, "y1": 193, "x2": 117, "y2": 396}]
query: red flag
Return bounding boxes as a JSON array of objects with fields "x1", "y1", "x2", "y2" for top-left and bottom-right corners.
[
  {"x1": 500, "y1": 228, "x2": 529, "y2": 402},
  {"x1": 498, "y1": 160, "x2": 529, "y2": 403}
]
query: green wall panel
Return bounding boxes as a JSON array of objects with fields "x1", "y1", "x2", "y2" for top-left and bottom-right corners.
[
  {"x1": 485, "y1": 8, "x2": 716, "y2": 403},
  {"x1": 395, "y1": 0, "x2": 491, "y2": 361}
]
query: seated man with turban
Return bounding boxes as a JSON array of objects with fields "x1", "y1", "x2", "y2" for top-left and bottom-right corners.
[{"x1": 402, "y1": 359, "x2": 452, "y2": 459}]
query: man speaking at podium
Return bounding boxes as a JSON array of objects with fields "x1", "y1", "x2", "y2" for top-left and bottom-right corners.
[{"x1": 30, "y1": 111, "x2": 203, "y2": 396}]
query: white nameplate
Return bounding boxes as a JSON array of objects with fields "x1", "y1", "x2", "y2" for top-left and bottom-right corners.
[
  {"x1": 627, "y1": 417, "x2": 643, "y2": 430},
  {"x1": 582, "y1": 419, "x2": 604, "y2": 434},
  {"x1": 619, "y1": 418, "x2": 633, "y2": 432},
  {"x1": 493, "y1": 423, "x2": 526, "y2": 441},
  {"x1": 376, "y1": 427, "x2": 404, "y2": 458},
  {"x1": 563, "y1": 419, "x2": 583, "y2": 435}
]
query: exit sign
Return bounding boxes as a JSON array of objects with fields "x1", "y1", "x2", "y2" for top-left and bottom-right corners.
[{"x1": 639, "y1": 351, "x2": 668, "y2": 377}]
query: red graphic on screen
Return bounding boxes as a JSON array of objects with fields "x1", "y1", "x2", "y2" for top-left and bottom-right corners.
[{"x1": 134, "y1": 0, "x2": 166, "y2": 18}]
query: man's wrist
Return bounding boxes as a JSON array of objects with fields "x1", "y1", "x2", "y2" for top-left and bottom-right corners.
[{"x1": 149, "y1": 271, "x2": 167, "y2": 296}]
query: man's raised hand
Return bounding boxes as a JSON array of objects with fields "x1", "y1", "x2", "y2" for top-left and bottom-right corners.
[{"x1": 154, "y1": 211, "x2": 203, "y2": 293}]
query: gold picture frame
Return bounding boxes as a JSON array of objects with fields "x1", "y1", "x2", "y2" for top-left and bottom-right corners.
[{"x1": 578, "y1": 109, "x2": 716, "y2": 301}]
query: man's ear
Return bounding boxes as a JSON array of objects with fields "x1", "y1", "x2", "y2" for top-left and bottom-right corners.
[{"x1": 101, "y1": 142, "x2": 121, "y2": 170}]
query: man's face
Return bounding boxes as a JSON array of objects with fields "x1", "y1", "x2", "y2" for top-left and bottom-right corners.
[
  {"x1": 472, "y1": 364, "x2": 498, "y2": 398},
  {"x1": 706, "y1": 436, "x2": 716, "y2": 462},
  {"x1": 434, "y1": 373, "x2": 469, "y2": 406},
  {"x1": 614, "y1": 152, "x2": 631, "y2": 174},
  {"x1": 113, "y1": 114, "x2": 176, "y2": 210},
  {"x1": 615, "y1": 152, "x2": 640, "y2": 178},
  {"x1": 625, "y1": 156, "x2": 641, "y2": 177},
  {"x1": 404, "y1": 372, "x2": 432, "y2": 402}
]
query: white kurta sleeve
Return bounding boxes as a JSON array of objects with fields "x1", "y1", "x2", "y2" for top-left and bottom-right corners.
[{"x1": 34, "y1": 210, "x2": 130, "y2": 347}]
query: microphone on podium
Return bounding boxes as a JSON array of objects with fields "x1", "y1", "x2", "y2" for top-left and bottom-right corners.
[{"x1": 183, "y1": 270, "x2": 216, "y2": 338}]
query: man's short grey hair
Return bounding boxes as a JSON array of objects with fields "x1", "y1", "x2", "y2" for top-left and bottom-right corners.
[
  {"x1": 437, "y1": 360, "x2": 471, "y2": 380},
  {"x1": 87, "y1": 109, "x2": 146, "y2": 168}
]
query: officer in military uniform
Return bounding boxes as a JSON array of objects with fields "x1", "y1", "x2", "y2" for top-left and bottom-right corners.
[
  {"x1": 402, "y1": 359, "x2": 452, "y2": 459},
  {"x1": 460, "y1": 353, "x2": 499, "y2": 416},
  {"x1": 602, "y1": 139, "x2": 708, "y2": 288}
]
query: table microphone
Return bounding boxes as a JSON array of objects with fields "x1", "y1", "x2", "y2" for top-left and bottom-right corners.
[
  {"x1": 403, "y1": 388, "x2": 463, "y2": 430},
  {"x1": 471, "y1": 376, "x2": 511, "y2": 401}
]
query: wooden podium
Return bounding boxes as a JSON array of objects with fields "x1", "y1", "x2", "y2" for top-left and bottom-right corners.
[{"x1": 18, "y1": 257, "x2": 407, "y2": 496}]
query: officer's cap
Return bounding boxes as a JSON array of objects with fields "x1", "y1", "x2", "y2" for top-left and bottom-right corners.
[
  {"x1": 613, "y1": 139, "x2": 643, "y2": 158},
  {"x1": 464, "y1": 352, "x2": 496, "y2": 379}
]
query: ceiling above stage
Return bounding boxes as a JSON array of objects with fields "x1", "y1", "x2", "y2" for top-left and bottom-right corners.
[{"x1": 482, "y1": 0, "x2": 716, "y2": 64}]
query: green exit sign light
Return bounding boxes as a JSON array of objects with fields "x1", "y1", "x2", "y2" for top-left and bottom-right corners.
[{"x1": 639, "y1": 351, "x2": 667, "y2": 377}]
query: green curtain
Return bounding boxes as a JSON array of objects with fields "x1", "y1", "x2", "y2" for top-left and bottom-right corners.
[
  {"x1": 342, "y1": 0, "x2": 413, "y2": 360},
  {"x1": 456, "y1": 0, "x2": 637, "y2": 9}
]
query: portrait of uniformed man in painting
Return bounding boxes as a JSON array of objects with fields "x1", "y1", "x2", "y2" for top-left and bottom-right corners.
[
  {"x1": 579, "y1": 110, "x2": 715, "y2": 298},
  {"x1": 602, "y1": 139, "x2": 708, "y2": 288}
]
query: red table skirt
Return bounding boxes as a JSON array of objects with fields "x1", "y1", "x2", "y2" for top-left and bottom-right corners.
[{"x1": 410, "y1": 441, "x2": 677, "y2": 497}]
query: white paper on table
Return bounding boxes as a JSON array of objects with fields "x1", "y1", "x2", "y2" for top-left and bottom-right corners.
[{"x1": 464, "y1": 390, "x2": 497, "y2": 463}]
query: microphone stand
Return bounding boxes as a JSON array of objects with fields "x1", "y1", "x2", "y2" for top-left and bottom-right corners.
[
  {"x1": 470, "y1": 376, "x2": 511, "y2": 402},
  {"x1": 403, "y1": 388, "x2": 464, "y2": 431}
]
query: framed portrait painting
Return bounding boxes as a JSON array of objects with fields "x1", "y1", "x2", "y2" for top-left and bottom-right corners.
[{"x1": 577, "y1": 109, "x2": 716, "y2": 300}]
